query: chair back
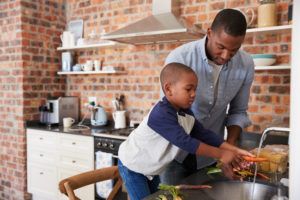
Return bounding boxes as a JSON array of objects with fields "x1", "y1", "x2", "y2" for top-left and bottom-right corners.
[{"x1": 58, "y1": 166, "x2": 123, "y2": 200}]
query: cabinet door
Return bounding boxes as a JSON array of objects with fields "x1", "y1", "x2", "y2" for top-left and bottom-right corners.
[
  {"x1": 27, "y1": 163, "x2": 57, "y2": 200},
  {"x1": 58, "y1": 168, "x2": 95, "y2": 200}
]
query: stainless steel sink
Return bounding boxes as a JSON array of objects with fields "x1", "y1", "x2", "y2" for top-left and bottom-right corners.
[{"x1": 182, "y1": 180, "x2": 287, "y2": 200}]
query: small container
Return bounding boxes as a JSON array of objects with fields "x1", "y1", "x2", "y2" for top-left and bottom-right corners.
[
  {"x1": 258, "y1": 0, "x2": 277, "y2": 28},
  {"x1": 288, "y1": 2, "x2": 293, "y2": 25}
]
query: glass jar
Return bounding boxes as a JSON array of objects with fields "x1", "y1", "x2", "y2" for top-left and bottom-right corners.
[{"x1": 258, "y1": 0, "x2": 277, "y2": 28}]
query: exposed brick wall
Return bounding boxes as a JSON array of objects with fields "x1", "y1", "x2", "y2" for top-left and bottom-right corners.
[
  {"x1": 0, "y1": 0, "x2": 291, "y2": 199},
  {"x1": 0, "y1": 0, "x2": 65, "y2": 199},
  {"x1": 65, "y1": 0, "x2": 291, "y2": 133}
]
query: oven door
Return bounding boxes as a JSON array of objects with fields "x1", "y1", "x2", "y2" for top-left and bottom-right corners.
[{"x1": 94, "y1": 137, "x2": 127, "y2": 200}]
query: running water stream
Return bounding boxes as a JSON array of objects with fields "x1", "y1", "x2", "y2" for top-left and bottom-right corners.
[{"x1": 250, "y1": 127, "x2": 290, "y2": 200}]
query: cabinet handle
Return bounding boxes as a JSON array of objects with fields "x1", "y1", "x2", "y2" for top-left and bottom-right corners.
[
  {"x1": 72, "y1": 160, "x2": 76, "y2": 163},
  {"x1": 40, "y1": 154, "x2": 43, "y2": 157},
  {"x1": 72, "y1": 142, "x2": 76, "y2": 145},
  {"x1": 40, "y1": 172, "x2": 44, "y2": 175},
  {"x1": 39, "y1": 137, "x2": 43, "y2": 140}
]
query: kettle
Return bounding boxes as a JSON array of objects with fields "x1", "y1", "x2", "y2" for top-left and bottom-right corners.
[{"x1": 91, "y1": 106, "x2": 107, "y2": 126}]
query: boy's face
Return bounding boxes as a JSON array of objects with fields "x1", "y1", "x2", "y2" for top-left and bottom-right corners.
[{"x1": 165, "y1": 72, "x2": 198, "y2": 111}]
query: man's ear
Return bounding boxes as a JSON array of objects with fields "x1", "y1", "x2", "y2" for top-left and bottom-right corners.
[
  {"x1": 164, "y1": 83, "x2": 173, "y2": 96},
  {"x1": 207, "y1": 27, "x2": 212, "y2": 39}
]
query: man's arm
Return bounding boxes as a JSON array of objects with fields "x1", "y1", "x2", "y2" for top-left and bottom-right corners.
[
  {"x1": 226, "y1": 56, "x2": 254, "y2": 144},
  {"x1": 226, "y1": 125, "x2": 242, "y2": 145}
]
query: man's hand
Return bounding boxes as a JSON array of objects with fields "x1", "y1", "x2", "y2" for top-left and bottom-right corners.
[{"x1": 219, "y1": 163, "x2": 243, "y2": 181}]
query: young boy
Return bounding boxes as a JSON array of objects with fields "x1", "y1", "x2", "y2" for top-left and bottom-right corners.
[{"x1": 118, "y1": 62, "x2": 253, "y2": 200}]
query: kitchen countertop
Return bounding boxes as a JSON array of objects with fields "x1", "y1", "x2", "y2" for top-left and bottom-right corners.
[
  {"x1": 26, "y1": 120, "x2": 289, "y2": 146},
  {"x1": 26, "y1": 120, "x2": 135, "y2": 139}
]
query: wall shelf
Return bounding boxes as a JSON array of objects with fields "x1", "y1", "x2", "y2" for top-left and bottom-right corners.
[
  {"x1": 57, "y1": 70, "x2": 126, "y2": 75},
  {"x1": 254, "y1": 65, "x2": 291, "y2": 70},
  {"x1": 246, "y1": 25, "x2": 292, "y2": 34},
  {"x1": 57, "y1": 41, "x2": 123, "y2": 51}
]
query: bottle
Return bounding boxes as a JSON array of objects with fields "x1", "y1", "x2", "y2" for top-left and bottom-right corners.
[
  {"x1": 288, "y1": 2, "x2": 293, "y2": 25},
  {"x1": 258, "y1": 0, "x2": 277, "y2": 28}
]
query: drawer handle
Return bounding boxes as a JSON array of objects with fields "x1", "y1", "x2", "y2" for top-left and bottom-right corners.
[
  {"x1": 40, "y1": 172, "x2": 44, "y2": 175},
  {"x1": 39, "y1": 137, "x2": 43, "y2": 140},
  {"x1": 72, "y1": 142, "x2": 76, "y2": 145},
  {"x1": 40, "y1": 154, "x2": 43, "y2": 157},
  {"x1": 72, "y1": 160, "x2": 76, "y2": 163}
]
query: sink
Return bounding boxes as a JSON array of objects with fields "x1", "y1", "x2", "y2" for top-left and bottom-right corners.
[{"x1": 179, "y1": 180, "x2": 287, "y2": 200}]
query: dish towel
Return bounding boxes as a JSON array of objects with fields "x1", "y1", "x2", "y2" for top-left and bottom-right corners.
[{"x1": 95, "y1": 151, "x2": 113, "y2": 198}]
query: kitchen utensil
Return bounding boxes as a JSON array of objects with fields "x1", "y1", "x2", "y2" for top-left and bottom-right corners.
[
  {"x1": 234, "y1": 8, "x2": 255, "y2": 27},
  {"x1": 112, "y1": 100, "x2": 119, "y2": 111},
  {"x1": 112, "y1": 110, "x2": 126, "y2": 129},
  {"x1": 82, "y1": 60, "x2": 93, "y2": 71},
  {"x1": 252, "y1": 54, "x2": 276, "y2": 66},
  {"x1": 72, "y1": 64, "x2": 82, "y2": 71},
  {"x1": 94, "y1": 60, "x2": 101, "y2": 71},
  {"x1": 63, "y1": 117, "x2": 75, "y2": 128},
  {"x1": 91, "y1": 106, "x2": 107, "y2": 126},
  {"x1": 60, "y1": 31, "x2": 75, "y2": 47},
  {"x1": 62, "y1": 52, "x2": 72, "y2": 71},
  {"x1": 258, "y1": 0, "x2": 277, "y2": 28}
]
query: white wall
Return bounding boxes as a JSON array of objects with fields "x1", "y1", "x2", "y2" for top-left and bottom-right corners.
[{"x1": 289, "y1": 0, "x2": 300, "y2": 199}]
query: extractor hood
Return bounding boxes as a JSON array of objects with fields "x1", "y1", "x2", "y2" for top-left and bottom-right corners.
[{"x1": 101, "y1": 0, "x2": 205, "y2": 45}]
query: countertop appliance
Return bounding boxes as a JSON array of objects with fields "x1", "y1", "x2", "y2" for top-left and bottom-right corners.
[
  {"x1": 91, "y1": 106, "x2": 107, "y2": 126},
  {"x1": 45, "y1": 96, "x2": 79, "y2": 125}
]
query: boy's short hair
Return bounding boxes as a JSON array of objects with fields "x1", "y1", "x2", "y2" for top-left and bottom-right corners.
[
  {"x1": 211, "y1": 8, "x2": 247, "y2": 36},
  {"x1": 160, "y1": 62, "x2": 195, "y2": 93}
]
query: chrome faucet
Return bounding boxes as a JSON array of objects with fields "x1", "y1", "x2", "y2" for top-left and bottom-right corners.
[
  {"x1": 259, "y1": 127, "x2": 290, "y2": 200},
  {"x1": 260, "y1": 127, "x2": 291, "y2": 147}
]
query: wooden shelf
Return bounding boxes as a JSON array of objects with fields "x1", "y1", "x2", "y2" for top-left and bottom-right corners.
[
  {"x1": 247, "y1": 25, "x2": 292, "y2": 34},
  {"x1": 254, "y1": 65, "x2": 291, "y2": 70},
  {"x1": 57, "y1": 70, "x2": 126, "y2": 75},
  {"x1": 57, "y1": 41, "x2": 122, "y2": 51}
]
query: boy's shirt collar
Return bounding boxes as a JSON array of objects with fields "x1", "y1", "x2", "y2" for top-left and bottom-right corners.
[{"x1": 162, "y1": 96, "x2": 187, "y2": 116}]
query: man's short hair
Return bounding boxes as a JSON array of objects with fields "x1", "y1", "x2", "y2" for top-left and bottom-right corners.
[
  {"x1": 211, "y1": 8, "x2": 247, "y2": 36},
  {"x1": 160, "y1": 62, "x2": 195, "y2": 93}
]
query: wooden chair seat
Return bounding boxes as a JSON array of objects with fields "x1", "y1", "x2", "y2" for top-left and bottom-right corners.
[{"x1": 58, "y1": 166, "x2": 123, "y2": 200}]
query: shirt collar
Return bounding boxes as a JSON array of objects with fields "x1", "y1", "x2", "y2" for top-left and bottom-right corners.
[{"x1": 162, "y1": 97, "x2": 186, "y2": 116}]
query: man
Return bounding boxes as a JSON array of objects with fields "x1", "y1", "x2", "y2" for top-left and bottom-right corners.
[{"x1": 160, "y1": 8, "x2": 254, "y2": 184}]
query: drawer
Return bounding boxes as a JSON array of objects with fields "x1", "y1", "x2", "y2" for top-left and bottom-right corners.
[
  {"x1": 27, "y1": 129, "x2": 56, "y2": 149},
  {"x1": 27, "y1": 148, "x2": 56, "y2": 165},
  {"x1": 27, "y1": 163, "x2": 57, "y2": 198},
  {"x1": 58, "y1": 154, "x2": 93, "y2": 171},
  {"x1": 58, "y1": 133, "x2": 93, "y2": 153}
]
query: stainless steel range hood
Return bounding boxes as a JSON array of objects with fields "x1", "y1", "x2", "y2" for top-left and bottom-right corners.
[{"x1": 101, "y1": 0, "x2": 205, "y2": 45}]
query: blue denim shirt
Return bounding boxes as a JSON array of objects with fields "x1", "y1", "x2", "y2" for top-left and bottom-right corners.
[{"x1": 164, "y1": 36, "x2": 254, "y2": 168}]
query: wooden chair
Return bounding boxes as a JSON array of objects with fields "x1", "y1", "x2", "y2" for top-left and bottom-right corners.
[{"x1": 58, "y1": 166, "x2": 123, "y2": 200}]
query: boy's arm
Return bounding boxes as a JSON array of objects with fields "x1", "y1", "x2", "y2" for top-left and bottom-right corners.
[{"x1": 195, "y1": 142, "x2": 234, "y2": 165}]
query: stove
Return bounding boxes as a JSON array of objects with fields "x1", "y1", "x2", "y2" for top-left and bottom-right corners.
[{"x1": 93, "y1": 127, "x2": 134, "y2": 155}]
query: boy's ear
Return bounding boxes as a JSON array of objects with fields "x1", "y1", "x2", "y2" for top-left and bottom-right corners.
[{"x1": 164, "y1": 83, "x2": 173, "y2": 96}]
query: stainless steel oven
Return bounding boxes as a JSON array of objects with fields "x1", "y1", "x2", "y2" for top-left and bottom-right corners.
[{"x1": 93, "y1": 127, "x2": 134, "y2": 200}]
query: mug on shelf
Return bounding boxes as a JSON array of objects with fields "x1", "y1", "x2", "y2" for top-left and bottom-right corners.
[{"x1": 82, "y1": 60, "x2": 93, "y2": 71}]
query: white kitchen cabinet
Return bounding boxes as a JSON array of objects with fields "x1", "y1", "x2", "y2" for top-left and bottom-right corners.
[{"x1": 27, "y1": 129, "x2": 94, "y2": 200}]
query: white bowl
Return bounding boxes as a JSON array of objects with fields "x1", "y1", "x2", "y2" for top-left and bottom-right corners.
[{"x1": 252, "y1": 54, "x2": 276, "y2": 66}]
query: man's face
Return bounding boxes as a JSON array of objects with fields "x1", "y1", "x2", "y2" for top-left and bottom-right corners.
[{"x1": 206, "y1": 28, "x2": 245, "y2": 65}]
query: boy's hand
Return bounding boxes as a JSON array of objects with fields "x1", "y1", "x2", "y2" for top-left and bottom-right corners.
[{"x1": 232, "y1": 148, "x2": 255, "y2": 170}]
